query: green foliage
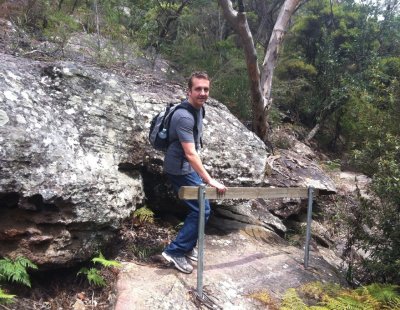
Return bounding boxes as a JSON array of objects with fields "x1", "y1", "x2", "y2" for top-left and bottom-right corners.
[
  {"x1": 0, "y1": 287, "x2": 15, "y2": 304},
  {"x1": 278, "y1": 282, "x2": 400, "y2": 309},
  {"x1": 129, "y1": 244, "x2": 163, "y2": 261},
  {"x1": 0, "y1": 256, "x2": 38, "y2": 288},
  {"x1": 358, "y1": 284, "x2": 400, "y2": 307},
  {"x1": 133, "y1": 206, "x2": 155, "y2": 224},
  {"x1": 280, "y1": 288, "x2": 308, "y2": 310},
  {"x1": 322, "y1": 159, "x2": 341, "y2": 171},
  {"x1": 276, "y1": 0, "x2": 400, "y2": 152},
  {"x1": 77, "y1": 252, "x2": 120, "y2": 287},
  {"x1": 248, "y1": 290, "x2": 278, "y2": 309},
  {"x1": 344, "y1": 132, "x2": 400, "y2": 283},
  {"x1": 300, "y1": 281, "x2": 342, "y2": 301},
  {"x1": 92, "y1": 252, "x2": 121, "y2": 268},
  {"x1": 276, "y1": 59, "x2": 317, "y2": 80},
  {"x1": 77, "y1": 267, "x2": 106, "y2": 287},
  {"x1": 9, "y1": 0, "x2": 48, "y2": 31},
  {"x1": 43, "y1": 10, "x2": 80, "y2": 55},
  {"x1": 276, "y1": 6, "x2": 400, "y2": 279}
]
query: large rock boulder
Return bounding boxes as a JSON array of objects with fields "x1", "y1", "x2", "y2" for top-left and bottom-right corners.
[{"x1": 0, "y1": 51, "x2": 336, "y2": 267}]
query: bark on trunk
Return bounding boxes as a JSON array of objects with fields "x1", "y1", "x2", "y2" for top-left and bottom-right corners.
[
  {"x1": 218, "y1": 0, "x2": 301, "y2": 142},
  {"x1": 218, "y1": 0, "x2": 267, "y2": 141},
  {"x1": 305, "y1": 123, "x2": 320, "y2": 143},
  {"x1": 260, "y1": 0, "x2": 301, "y2": 112}
]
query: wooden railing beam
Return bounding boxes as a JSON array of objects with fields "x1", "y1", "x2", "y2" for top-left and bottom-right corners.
[{"x1": 178, "y1": 186, "x2": 318, "y2": 200}]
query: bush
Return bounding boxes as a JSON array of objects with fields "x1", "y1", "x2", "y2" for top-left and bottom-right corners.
[{"x1": 43, "y1": 10, "x2": 80, "y2": 55}]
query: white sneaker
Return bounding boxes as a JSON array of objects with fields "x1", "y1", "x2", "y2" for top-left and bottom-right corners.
[{"x1": 162, "y1": 251, "x2": 193, "y2": 274}]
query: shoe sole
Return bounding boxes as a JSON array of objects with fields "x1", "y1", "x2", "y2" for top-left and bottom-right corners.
[{"x1": 162, "y1": 252, "x2": 192, "y2": 274}]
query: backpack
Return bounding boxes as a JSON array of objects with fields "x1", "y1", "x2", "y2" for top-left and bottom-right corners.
[{"x1": 148, "y1": 102, "x2": 205, "y2": 152}]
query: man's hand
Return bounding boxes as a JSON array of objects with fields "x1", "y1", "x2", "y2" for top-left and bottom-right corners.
[
  {"x1": 208, "y1": 178, "x2": 227, "y2": 194},
  {"x1": 181, "y1": 142, "x2": 227, "y2": 195}
]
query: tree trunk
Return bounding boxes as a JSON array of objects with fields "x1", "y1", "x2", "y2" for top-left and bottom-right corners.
[
  {"x1": 260, "y1": 0, "x2": 301, "y2": 112},
  {"x1": 305, "y1": 123, "x2": 320, "y2": 143},
  {"x1": 71, "y1": 0, "x2": 79, "y2": 14},
  {"x1": 218, "y1": 0, "x2": 301, "y2": 142},
  {"x1": 218, "y1": 0, "x2": 267, "y2": 141},
  {"x1": 58, "y1": 0, "x2": 65, "y2": 11}
]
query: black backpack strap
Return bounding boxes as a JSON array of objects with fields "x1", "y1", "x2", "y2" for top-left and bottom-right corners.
[
  {"x1": 186, "y1": 105, "x2": 205, "y2": 150},
  {"x1": 169, "y1": 101, "x2": 205, "y2": 150}
]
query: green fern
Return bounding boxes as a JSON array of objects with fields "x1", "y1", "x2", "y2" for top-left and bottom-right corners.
[
  {"x1": 133, "y1": 206, "x2": 154, "y2": 224},
  {"x1": 359, "y1": 284, "x2": 400, "y2": 307},
  {"x1": 385, "y1": 299, "x2": 400, "y2": 310},
  {"x1": 77, "y1": 252, "x2": 121, "y2": 287},
  {"x1": 77, "y1": 268, "x2": 106, "y2": 287},
  {"x1": 0, "y1": 256, "x2": 38, "y2": 287},
  {"x1": 0, "y1": 287, "x2": 15, "y2": 304},
  {"x1": 281, "y1": 282, "x2": 400, "y2": 310},
  {"x1": 321, "y1": 294, "x2": 373, "y2": 310},
  {"x1": 300, "y1": 281, "x2": 341, "y2": 302},
  {"x1": 280, "y1": 288, "x2": 308, "y2": 310},
  {"x1": 92, "y1": 252, "x2": 121, "y2": 268}
]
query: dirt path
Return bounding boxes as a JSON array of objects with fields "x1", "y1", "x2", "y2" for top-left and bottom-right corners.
[{"x1": 114, "y1": 229, "x2": 346, "y2": 309}]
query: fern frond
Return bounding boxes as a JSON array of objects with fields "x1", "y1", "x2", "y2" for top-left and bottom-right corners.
[
  {"x1": 0, "y1": 287, "x2": 15, "y2": 304},
  {"x1": 248, "y1": 290, "x2": 279, "y2": 308},
  {"x1": 360, "y1": 284, "x2": 400, "y2": 306},
  {"x1": 321, "y1": 293, "x2": 374, "y2": 310},
  {"x1": 14, "y1": 256, "x2": 38, "y2": 270},
  {"x1": 337, "y1": 295, "x2": 375, "y2": 310},
  {"x1": 77, "y1": 267, "x2": 106, "y2": 287},
  {"x1": 280, "y1": 288, "x2": 308, "y2": 310},
  {"x1": 133, "y1": 206, "x2": 154, "y2": 224},
  {"x1": 385, "y1": 299, "x2": 400, "y2": 310},
  {"x1": 92, "y1": 252, "x2": 121, "y2": 268},
  {"x1": 0, "y1": 256, "x2": 38, "y2": 287}
]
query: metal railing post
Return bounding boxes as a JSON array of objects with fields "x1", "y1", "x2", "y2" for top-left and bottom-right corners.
[
  {"x1": 304, "y1": 186, "x2": 314, "y2": 269},
  {"x1": 197, "y1": 184, "x2": 206, "y2": 297}
]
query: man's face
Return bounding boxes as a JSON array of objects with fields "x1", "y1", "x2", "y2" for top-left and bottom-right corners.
[{"x1": 188, "y1": 77, "x2": 210, "y2": 109}]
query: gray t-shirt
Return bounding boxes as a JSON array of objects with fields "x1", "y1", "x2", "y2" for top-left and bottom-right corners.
[{"x1": 163, "y1": 101, "x2": 203, "y2": 175}]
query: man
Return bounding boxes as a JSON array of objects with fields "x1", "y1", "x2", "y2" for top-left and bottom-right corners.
[{"x1": 162, "y1": 72, "x2": 227, "y2": 274}]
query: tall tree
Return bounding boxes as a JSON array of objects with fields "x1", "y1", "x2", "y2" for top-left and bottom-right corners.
[{"x1": 218, "y1": 0, "x2": 301, "y2": 142}]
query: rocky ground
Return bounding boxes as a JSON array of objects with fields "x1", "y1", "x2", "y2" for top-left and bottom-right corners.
[{"x1": 1, "y1": 208, "x2": 347, "y2": 310}]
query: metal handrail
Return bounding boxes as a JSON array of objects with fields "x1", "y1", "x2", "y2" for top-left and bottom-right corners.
[{"x1": 178, "y1": 185, "x2": 316, "y2": 301}]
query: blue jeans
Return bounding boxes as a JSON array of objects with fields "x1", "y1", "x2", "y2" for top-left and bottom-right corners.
[{"x1": 164, "y1": 172, "x2": 211, "y2": 257}]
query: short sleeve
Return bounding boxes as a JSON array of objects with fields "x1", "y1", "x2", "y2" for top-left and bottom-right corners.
[{"x1": 176, "y1": 115, "x2": 195, "y2": 143}]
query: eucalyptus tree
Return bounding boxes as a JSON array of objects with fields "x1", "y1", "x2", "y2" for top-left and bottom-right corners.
[{"x1": 218, "y1": 0, "x2": 302, "y2": 142}]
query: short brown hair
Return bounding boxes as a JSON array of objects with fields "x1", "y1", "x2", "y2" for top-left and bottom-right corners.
[{"x1": 188, "y1": 71, "x2": 210, "y2": 90}]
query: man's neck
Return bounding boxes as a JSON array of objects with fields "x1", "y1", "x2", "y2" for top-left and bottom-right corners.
[{"x1": 187, "y1": 99, "x2": 202, "y2": 110}]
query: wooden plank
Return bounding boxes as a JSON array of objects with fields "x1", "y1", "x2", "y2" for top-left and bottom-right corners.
[{"x1": 178, "y1": 186, "x2": 317, "y2": 200}]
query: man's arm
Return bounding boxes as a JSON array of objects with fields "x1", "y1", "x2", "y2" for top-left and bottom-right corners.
[{"x1": 181, "y1": 142, "x2": 226, "y2": 193}]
